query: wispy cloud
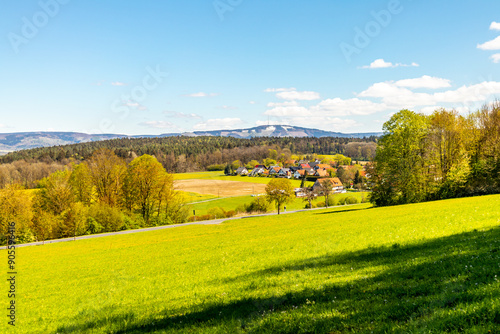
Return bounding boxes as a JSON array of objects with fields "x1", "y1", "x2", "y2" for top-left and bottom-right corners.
[
  {"x1": 477, "y1": 36, "x2": 500, "y2": 50},
  {"x1": 111, "y1": 82, "x2": 127, "y2": 86},
  {"x1": 491, "y1": 53, "x2": 500, "y2": 63},
  {"x1": 163, "y1": 111, "x2": 202, "y2": 119},
  {"x1": 124, "y1": 101, "x2": 147, "y2": 111},
  {"x1": 394, "y1": 75, "x2": 451, "y2": 89},
  {"x1": 263, "y1": 88, "x2": 296, "y2": 93},
  {"x1": 265, "y1": 87, "x2": 320, "y2": 101},
  {"x1": 360, "y1": 58, "x2": 419, "y2": 69},
  {"x1": 182, "y1": 92, "x2": 219, "y2": 98}
]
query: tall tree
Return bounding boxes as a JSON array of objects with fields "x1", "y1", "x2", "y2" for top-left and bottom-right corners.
[
  {"x1": 86, "y1": 148, "x2": 126, "y2": 207},
  {"x1": 319, "y1": 179, "x2": 334, "y2": 208},
  {"x1": 265, "y1": 178, "x2": 294, "y2": 214},
  {"x1": 123, "y1": 155, "x2": 169, "y2": 224},
  {"x1": 371, "y1": 109, "x2": 430, "y2": 205},
  {"x1": 69, "y1": 163, "x2": 93, "y2": 205},
  {"x1": 37, "y1": 170, "x2": 75, "y2": 216}
]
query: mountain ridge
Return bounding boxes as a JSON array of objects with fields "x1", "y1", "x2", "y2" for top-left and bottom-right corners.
[{"x1": 0, "y1": 125, "x2": 381, "y2": 154}]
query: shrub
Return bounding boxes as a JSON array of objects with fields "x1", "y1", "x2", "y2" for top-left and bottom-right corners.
[
  {"x1": 304, "y1": 202, "x2": 317, "y2": 209},
  {"x1": 345, "y1": 196, "x2": 358, "y2": 204},
  {"x1": 87, "y1": 203, "x2": 124, "y2": 232},
  {"x1": 225, "y1": 210, "x2": 236, "y2": 218},
  {"x1": 121, "y1": 215, "x2": 142, "y2": 230},
  {"x1": 246, "y1": 196, "x2": 272, "y2": 213},
  {"x1": 207, "y1": 207, "x2": 226, "y2": 219},
  {"x1": 327, "y1": 196, "x2": 337, "y2": 207}
]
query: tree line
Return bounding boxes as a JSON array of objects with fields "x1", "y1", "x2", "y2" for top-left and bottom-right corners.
[
  {"x1": 0, "y1": 136, "x2": 377, "y2": 172},
  {"x1": 0, "y1": 149, "x2": 187, "y2": 245},
  {"x1": 370, "y1": 102, "x2": 500, "y2": 206}
]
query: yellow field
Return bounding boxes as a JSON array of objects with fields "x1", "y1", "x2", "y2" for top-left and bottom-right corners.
[{"x1": 174, "y1": 179, "x2": 267, "y2": 197}]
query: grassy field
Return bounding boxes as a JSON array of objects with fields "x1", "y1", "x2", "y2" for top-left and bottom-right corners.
[
  {"x1": 6, "y1": 195, "x2": 500, "y2": 333},
  {"x1": 187, "y1": 192, "x2": 370, "y2": 217}
]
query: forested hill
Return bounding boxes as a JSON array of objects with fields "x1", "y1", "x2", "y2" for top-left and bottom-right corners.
[
  {"x1": 0, "y1": 136, "x2": 378, "y2": 172},
  {"x1": 0, "y1": 125, "x2": 381, "y2": 154},
  {"x1": 0, "y1": 132, "x2": 126, "y2": 155}
]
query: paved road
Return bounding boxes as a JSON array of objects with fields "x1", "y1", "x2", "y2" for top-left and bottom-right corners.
[{"x1": 0, "y1": 206, "x2": 348, "y2": 249}]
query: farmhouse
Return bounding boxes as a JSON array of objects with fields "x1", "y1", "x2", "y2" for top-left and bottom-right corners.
[
  {"x1": 249, "y1": 167, "x2": 266, "y2": 177},
  {"x1": 278, "y1": 167, "x2": 292, "y2": 178},
  {"x1": 234, "y1": 167, "x2": 249, "y2": 175},
  {"x1": 269, "y1": 166, "x2": 281, "y2": 175},
  {"x1": 312, "y1": 177, "x2": 344, "y2": 193},
  {"x1": 314, "y1": 169, "x2": 329, "y2": 177},
  {"x1": 314, "y1": 164, "x2": 334, "y2": 171}
]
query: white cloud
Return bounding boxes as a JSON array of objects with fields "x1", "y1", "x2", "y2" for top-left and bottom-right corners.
[
  {"x1": 359, "y1": 80, "x2": 500, "y2": 108},
  {"x1": 418, "y1": 106, "x2": 442, "y2": 115},
  {"x1": 360, "y1": 58, "x2": 419, "y2": 69},
  {"x1": 192, "y1": 118, "x2": 245, "y2": 131},
  {"x1": 490, "y1": 22, "x2": 500, "y2": 31},
  {"x1": 276, "y1": 90, "x2": 320, "y2": 101},
  {"x1": 265, "y1": 104, "x2": 310, "y2": 117},
  {"x1": 265, "y1": 87, "x2": 320, "y2": 100},
  {"x1": 249, "y1": 101, "x2": 256, "y2": 104},
  {"x1": 264, "y1": 87, "x2": 296, "y2": 93},
  {"x1": 256, "y1": 117, "x2": 358, "y2": 132},
  {"x1": 477, "y1": 36, "x2": 500, "y2": 50},
  {"x1": 264, "y1": 98, "x2": 385, "y2": 118},
  {"x1": 313, "y1": 98, "x2": 387, "y2": 116},
  {"x1": 124, "y1": 101, "x2": 147, "y2": 111},
  {"x1": 395, "y1": 75, "x2": 451, "y2": 89},
  {"x1": 111, "y1": 82, "x2": 127, "y2": 86},
  {"x1": 139, "y1": 121, "x2": 176, "y2": 129},
  {"x1": 182, "y1": 92, "x2": 219, "y2": 98},
  {"x1": 491, "y1": 53, "x2": 500, "y2": 63},
  {"x1": 267, "y1": 101, "x2": 299, "y2": 108}
]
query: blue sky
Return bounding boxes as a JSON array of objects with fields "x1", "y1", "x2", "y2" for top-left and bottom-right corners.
[{"x1": 1, "y1": 0, "x2": 500, "y2": 135}]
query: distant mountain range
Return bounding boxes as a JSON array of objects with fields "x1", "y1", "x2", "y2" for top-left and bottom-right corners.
[{"x1": 0, "y1": 125, "x2": 381, "y2": 154}]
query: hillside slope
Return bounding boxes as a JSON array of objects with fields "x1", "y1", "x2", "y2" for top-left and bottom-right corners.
[{"x1": 10, "y1": 196, "x2": 500, "y2": 333}]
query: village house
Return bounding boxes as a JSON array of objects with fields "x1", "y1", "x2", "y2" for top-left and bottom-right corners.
[
  {"x1": 278, "y1": 167, "x2": 292, "y2": 178},
  {"x1": 314, "y1": 169, "x2": 329, "y2": 177},
  {"x1": 312, "y1": 177, "x2": 344, "y2": 193},
  {"x1": 249, "y1": 167, "x2": 266, "y2": 177},
  {"x1": 269, "y1": 166, "x2": 281, "y2": 175},
  {"x1": 234, "y1": 167, "x2": 249, "y2": 176},
  {"x1": 314, "y1": 163, "x2": 334, "y2": 171}
]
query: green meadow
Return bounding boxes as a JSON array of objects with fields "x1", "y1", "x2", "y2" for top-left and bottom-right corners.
[
  {"x1": 6, "y1": 195, "x2": 500, "y2": 333},
  {"x1": 187, "y1": 191, "x2": 370, "y2": 217}
]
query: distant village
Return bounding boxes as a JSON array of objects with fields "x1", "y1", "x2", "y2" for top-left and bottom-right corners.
[{"x1": 230, "y1": 158, "x2": 369, "y2": 197}]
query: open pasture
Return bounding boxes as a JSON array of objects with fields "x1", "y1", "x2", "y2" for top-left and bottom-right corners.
[
  {"x1": 175, "y1": 179, "x2": 267, "y2": 197},
  {"x1": 7, "y1": 195, "x2": 500, "y2": 333},
  {"x1": 173, "y1": 171, "x2": 312, "y2": 188}
]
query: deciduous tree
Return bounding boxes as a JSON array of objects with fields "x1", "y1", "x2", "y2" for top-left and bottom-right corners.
[{"x1": 265, "y1": 178, "x2": 294, "y2": 214}]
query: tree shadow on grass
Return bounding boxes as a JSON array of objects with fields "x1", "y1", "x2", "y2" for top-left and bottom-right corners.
[
  {"x1": 314, "y1": 206, "x2": 373, "y2": 215},
  {"x1": 56, "y1": 227, "x2": 500, "y2": 333}
]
